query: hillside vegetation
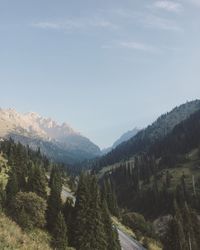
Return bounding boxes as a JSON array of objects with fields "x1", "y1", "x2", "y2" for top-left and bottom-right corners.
[
  {"x1": 97, "y1": 100, "x2": 200, "y2": 168},
  {"x1": 0, "y1": 212, "x2": 51, "y2": 250},
  {"x1": 99, "y1": 103, "x2": 200, "y2": 250},
  {"x1": 0, "y1": 139, "x2": 122, "y2": 250}
]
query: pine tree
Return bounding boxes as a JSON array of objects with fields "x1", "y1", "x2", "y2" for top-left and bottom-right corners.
[
  {"x1": 166, "y1": 171, "x2": 171, "y2": 188},
  {"x1": 27, "y1": 163, "x2": 47, "y2": 199},
  {"x1": 0, "y1": 183, "x2": 6, "y2": 211},
  {"x1": 103, "y1": 178, "x2": 119, "y2": 217},
  {"x1": 174, "y1": 200, "x2": 187, "y2": 250},
  {"x1": 63, "y1": 197, "x2": 74, "y2": 245},
  {"x1": 5, "y1": 167, "x2": 19, "y2": 210},
  {"x1": 46, "y1": 166, "x2": 62, "y2": 232},
  {"x1": 190, "y1": 207, "x2": 200, "y2": 248},
  {"x1": 74, "y1": 174, "x2": 111, "y2": 250},
  {"x1": 102, "y1": 199, "x2": 121, "y2": 250},
  {"x1": 164, "y1": 217, "x2": 180, "y2": 250},
  {"x1": 87, "y1": 176, "x2": 107, "y2": 250},
  {"x1": 181, "y1": 174, "x2": 189, "y2": 202},
  {"x1": 73, "y1": 173, "x2": 90, "y2": 249},
  {"x1": 182, "y1": 202, "x2": 199, "y2": 250},
  {"x1": 14, "y1": 143, "x2": 27, "y2": 191},
  {"x1": 164, "y1": 200, "x2": 200, "y2": 250},
  {"x1": 52, "y1": 212, "x2": 68, "y2": 250}
]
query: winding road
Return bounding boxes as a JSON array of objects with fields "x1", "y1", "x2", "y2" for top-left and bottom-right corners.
[{"x1": 118, "y1": 229, "x2": 146, "y2": 250}]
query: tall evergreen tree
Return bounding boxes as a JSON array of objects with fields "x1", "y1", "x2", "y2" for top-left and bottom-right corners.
[
  {"x1": 87, "y1": 176, "x2": 107, "y2": 250},
  {"x1": 73, "y1": 173, "x2": 90, "y2": 249},
  {"x1": 52, "y1": 212, "x2": 68, "y2": 250},
  {"x1": 74, "y1": 174, "x2": 117, "y2": 250},
  {"x1": 102, "y1": 178, "x2": 119, "y2": 217},
  {"x1": 182, "y1": 202, "x2": 199, "y2": 250},
  {"x1": 5, "y1": 167, "x2": 19, "y2": 210},
  {"x1": 164, "y1": 200, "x2": 200, "y2": 250},
  {"x1": 102, "y1": 199, "x2": 121, "y2": 250},
  {"x1": 63, "y1": 197, "x2": 74, "y2": 246},
  {"x1": 46, "y1": 166, "x2": 62, "y2": 232},
  {"x1": 0, "y1": 183, "x2": 6, "y2": 211},
  {"x1": 27, "y1": 163, "x2": 47, "y2": 199}
]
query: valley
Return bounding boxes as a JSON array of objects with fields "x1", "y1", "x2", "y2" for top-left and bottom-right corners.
[
  {"x1": 1, "y1": 0, "x2": 199, "y2": 248},
  {"x1": 1, "y1": 100, "x2": 200, "y2": 250}
]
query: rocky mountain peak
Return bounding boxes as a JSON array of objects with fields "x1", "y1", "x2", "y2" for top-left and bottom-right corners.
[{"x1": 0, "y1": 108, "x2": 101, "y2": 163}]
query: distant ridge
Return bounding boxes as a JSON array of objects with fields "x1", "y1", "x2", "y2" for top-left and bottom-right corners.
[
  {"x1": 101, "y1": 128, "x2": 139, "y2": 155},
  {"x1": 113, "y1": 128, "x2": 140, "y2": 148},
  {"x1": 0, "y1": 108, "x2": 101, "y2": 164},
  {"x1": 98, "y1": 100, "x2": 200, "y2": 167}
]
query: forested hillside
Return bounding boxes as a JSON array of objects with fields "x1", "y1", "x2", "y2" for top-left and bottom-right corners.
[
  {"x1": 100, "y1": 107, "x2": 200, "y2": 249},
  {"x1": 2, "y1": 101, "x2": 200, "y2": 250},
  {"x1": 0, "y1": 139, "x2": 121, "y2": 250},
  {"x1": 97, "y1": 100, "x2": 200, "y2": 169}
]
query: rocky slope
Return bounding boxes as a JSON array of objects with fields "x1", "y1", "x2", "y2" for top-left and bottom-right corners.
[{"x1": 0, "y1": 108, "x2": 101, "y2": 164}]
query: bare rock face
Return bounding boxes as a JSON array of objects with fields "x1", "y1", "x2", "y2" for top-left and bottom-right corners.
[
  {"x1": 0, "y1": 109, "x2": 78, "y2": 139},
  {"x1": 0, "y1": 108, "x2": 101, "y2": 164}
]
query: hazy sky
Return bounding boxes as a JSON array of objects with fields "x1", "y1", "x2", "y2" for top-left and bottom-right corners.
[{"x1": 0, "y1": 0, "x2": 200, "y2": 148}]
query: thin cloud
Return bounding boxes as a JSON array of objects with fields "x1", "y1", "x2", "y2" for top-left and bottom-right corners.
[
  {"x1": 32, "y1": 22, "x2": 61, "y2": 30},
  {"x1": 119, "y1": 42, "x2": 157, "y2": 52},
  {"x1": 32, "y1": 21, "x2": 83, "y2": 30},
  {"x1": 103, "y1": 9, "x2": 183, "y2": 32},
  {"x1": 102, "y1": 41, "x2": 161, "y2": 53},
  {"x1": 153, "y1": 1, "x2": 183, "y2": 12},
  {"x1": 141, "y1": 14, "x2": 183, "y2": 32},
  {"x1": 32, "y1": 18, "x2": 118, "y2": 32}
]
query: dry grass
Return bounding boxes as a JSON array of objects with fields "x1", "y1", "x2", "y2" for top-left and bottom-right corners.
[
  {"x1": 0, "y1": 212, "x2": 52, "y2": 250},
  {"x1": 112, "y1": 216, "x2": 136, "y2": 238},
  {"x1": 141, "y1": 237, "x2": 163, "y2": 250}
]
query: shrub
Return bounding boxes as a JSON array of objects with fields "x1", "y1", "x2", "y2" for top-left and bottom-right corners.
[
  {"x1": 14, "y1": 192, "x2": 47, "y2": 230},
  {"x1": 122, "y1": 212, "x2": 155, "y2": 238}
]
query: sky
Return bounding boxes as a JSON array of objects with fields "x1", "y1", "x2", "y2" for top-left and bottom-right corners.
[{"x1": 0, "y1": 0, "x2": 200, "y2": 149}]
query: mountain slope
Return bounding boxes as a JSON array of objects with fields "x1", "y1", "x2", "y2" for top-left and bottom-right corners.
[
  {"x1": 150, "y1": 108, "x2": 200, "y2": 160},
  {"x1": 0, "y1": 108, "x2": 101, "y2": 164},
  {"x1": 0, "y1": 213, "x2": 52, "y2": 250},
  {"x1": 113, "y1": 128, "x2": 139, "y2": 148},
  {"x1": 102, "y1": 128, "x2": 139, "y2": 155},
  {"x1": 100, "y1": 106, "x2": 200, "y2": 218},
  {"x1": 98, "y1": 100, "x2": 200, "y2": 168}
]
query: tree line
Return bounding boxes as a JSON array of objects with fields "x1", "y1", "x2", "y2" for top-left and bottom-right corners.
[{"x1": 0, "y1": 139, "x2": 121, "y2": 250}]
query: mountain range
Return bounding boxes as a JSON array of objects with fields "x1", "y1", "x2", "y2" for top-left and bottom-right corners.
[
  {"x1": 97, "y1": 99, "x2": 200, "y2": 168},
  {"x1": 2, "y1": 100, "x2": 200, "y2": 168},
  {"x1": 0, "y1": 108, "x2": 101, "y2": 164}
]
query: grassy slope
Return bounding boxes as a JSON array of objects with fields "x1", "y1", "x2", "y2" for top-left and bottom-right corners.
[
  {"x1": 0, "y1": 157, "x2": 75, "y2": 250},
  {"x1": 0, "y1": 213, "x2": 52, "y2": 250},
  {"x1": 98, "y1": 157, "x2": 135, "y2": 179},
  {"x1": 0, "y1": 155, "x2": 52, "y2": 250},
  {"x1": 99, "y1": 148, "x2": 200, "y2": 191},
  {"x1": 141, "y1": 148, "x2": 200, "y2": 193}
]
